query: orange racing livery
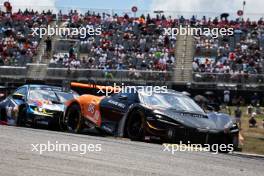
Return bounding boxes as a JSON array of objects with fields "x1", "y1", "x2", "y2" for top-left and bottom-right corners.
[{"x1": 65, "y1": 94, "x2": 104, "y2": 127}]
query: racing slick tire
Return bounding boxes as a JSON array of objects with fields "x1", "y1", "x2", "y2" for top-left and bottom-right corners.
[
  {"x1": 125, "y1": 110, "x2": 146, "y2": 141},
  {"x1": 232, "y1": 134, "x2": 240, "y2": 151},
  {"x1": 65, "y1": 103, "x2": 84, "y2": 133}
]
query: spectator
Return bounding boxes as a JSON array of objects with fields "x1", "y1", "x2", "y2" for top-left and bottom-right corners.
[
  {"x1": 234, "y1": 106, "x2": 242, "y2": 128},
  {"x1": 45, "y1": 37, "x2": 52, "y2": 52},
  {"x1": 247, "y1": 104, "x2": 253, "y2": 115},
  {"x1": 251, "y1": 93, "x2": 260, "y2": 106},
  {"x1": 223, "y1": 90, "x2": 230, "y2": 105},
  {"x1": 192, "y1": 60, "x2": 199, "y2": 71},
  {"x1": 249, "y1": 112, "x2": 257, "y2": 128},
  {"x1": 69, "y1": 45, "x2": 75, "y2": 58},
  {"x1": 49, "y1": 56, "x2": 57, "y2": 66},
  {"x1": 256, "y1": 104, "x2": 262, "y2": 114}
]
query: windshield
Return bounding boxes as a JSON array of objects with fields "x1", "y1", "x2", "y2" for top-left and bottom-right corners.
[
  {"x1": 55, "y1": 91, "x2": 79, "y2": 103},
  {"x1": 29, "y1": 89, "x2": 59, "y2": 102},
  {"x1": 141, "y1": 92, "x2": 205, "y2": 114},
  {"x1": 29, "y1": 89, "x2": 78, "y2": 103}
]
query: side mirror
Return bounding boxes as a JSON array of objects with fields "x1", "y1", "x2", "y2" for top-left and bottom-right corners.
[
  {"x1": 12, "y1": 94, "x2": 25, "y2": 101},
  {"x1": 118, "y1": 94, "x2": 128, "y2": 100}
]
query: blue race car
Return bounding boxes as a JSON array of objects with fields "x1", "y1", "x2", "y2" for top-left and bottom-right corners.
[{"x1": 0, "y1": 84, "x2": 78, "y2": 128}]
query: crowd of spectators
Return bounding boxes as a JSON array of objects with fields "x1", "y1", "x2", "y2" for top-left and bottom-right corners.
[
  {"x1": 193, "y1": 16, "x2": 264, "y2": 76},
  {"x1": 2, "y1": 7, "x2": 264, "y2": 76},
  {"x1": 0, "y1": 8, "x2": 54, "y2": 66},
  {"x1": 50, "y1": 10, "x2": 176, "y2": 71}
]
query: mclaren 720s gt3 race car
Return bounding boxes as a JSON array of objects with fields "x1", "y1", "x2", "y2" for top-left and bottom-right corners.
[
  {"x1": 61, "y1": 83, "x2": 240, "y2": 150},
  {"x1": 0, "y1": 84, "x2": 78, "y2": 128}
]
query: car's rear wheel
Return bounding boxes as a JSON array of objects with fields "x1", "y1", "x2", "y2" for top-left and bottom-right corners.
[
  {"x1": 65, "y1": 104, "x2": 83, "y2": 133},
  {"x1": 126, "y1": 110, "x2": 145, "y2": 141}
]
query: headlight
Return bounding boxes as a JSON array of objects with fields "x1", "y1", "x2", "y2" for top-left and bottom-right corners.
[
  {"x1": 32, "y1": 107, "x2": 44, "y2": 113},
  {"x1": 154, "y1": 114, "x2": 183, "y2": 127},
  {"x1": 232, "y1": 123, "x2": 238, "y2": 128},
  {"x1": 224, "y1": 121, "x2": 238, "y2": 133},
  {"x1": 155, "y1": 114, "x2": 163, "y2": 119},
  {"x1": 30, "y1": 106, "x2": 52, "y2": 115},
  {"x1": 224, "y1": 120, "x2": 238, "y2": 128},
  {"x1": 35, "y1": 107, "x2": 42, "y2": 112}
]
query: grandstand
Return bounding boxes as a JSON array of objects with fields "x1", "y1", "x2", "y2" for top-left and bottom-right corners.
[{"x1": 0, "y1": 4, "x2": 264, "y2": 102}]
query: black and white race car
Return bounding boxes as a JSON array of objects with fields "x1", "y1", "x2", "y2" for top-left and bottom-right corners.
[{"x1": 63, "y1": 83, "x2": 239, "y2": 150}]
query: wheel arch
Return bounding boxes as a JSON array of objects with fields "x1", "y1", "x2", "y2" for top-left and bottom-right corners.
[
  {"x1": 116, "y1": 103, "x2": 145, "y2": 137},
  {"x1": 65, "y1": 101, "x2": 82, "y2": 118}
]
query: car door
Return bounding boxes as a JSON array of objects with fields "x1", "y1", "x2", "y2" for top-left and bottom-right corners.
[
  {"x1": 100, "y1": 92, "x2": 139, "y2": 121},
  {"x1": 112, "y1": 92, "x2": 138, "y2": 115}
]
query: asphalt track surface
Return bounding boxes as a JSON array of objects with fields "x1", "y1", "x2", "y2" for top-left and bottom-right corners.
[{"x1": 0, "y1": 125, "x2": 263, "y2": 176}]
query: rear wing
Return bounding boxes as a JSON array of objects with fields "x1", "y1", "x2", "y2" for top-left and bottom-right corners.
[{"x1": 70, "y1": 82, "x2": 121, "y2": 96}]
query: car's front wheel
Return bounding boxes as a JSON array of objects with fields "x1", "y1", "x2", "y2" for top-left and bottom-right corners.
[
  {"x1": 65, "y1": 104, "x2": 83, "y2": 133},
  {"x1": 126, "y1": 110, "x2": 145, "y2": 141},
  {"x1": 232, "y1": 134, "x2": 240, "y2": 151},
  {"x1": 17, "y1": 106, "x2": 27, "y2": 127}
]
